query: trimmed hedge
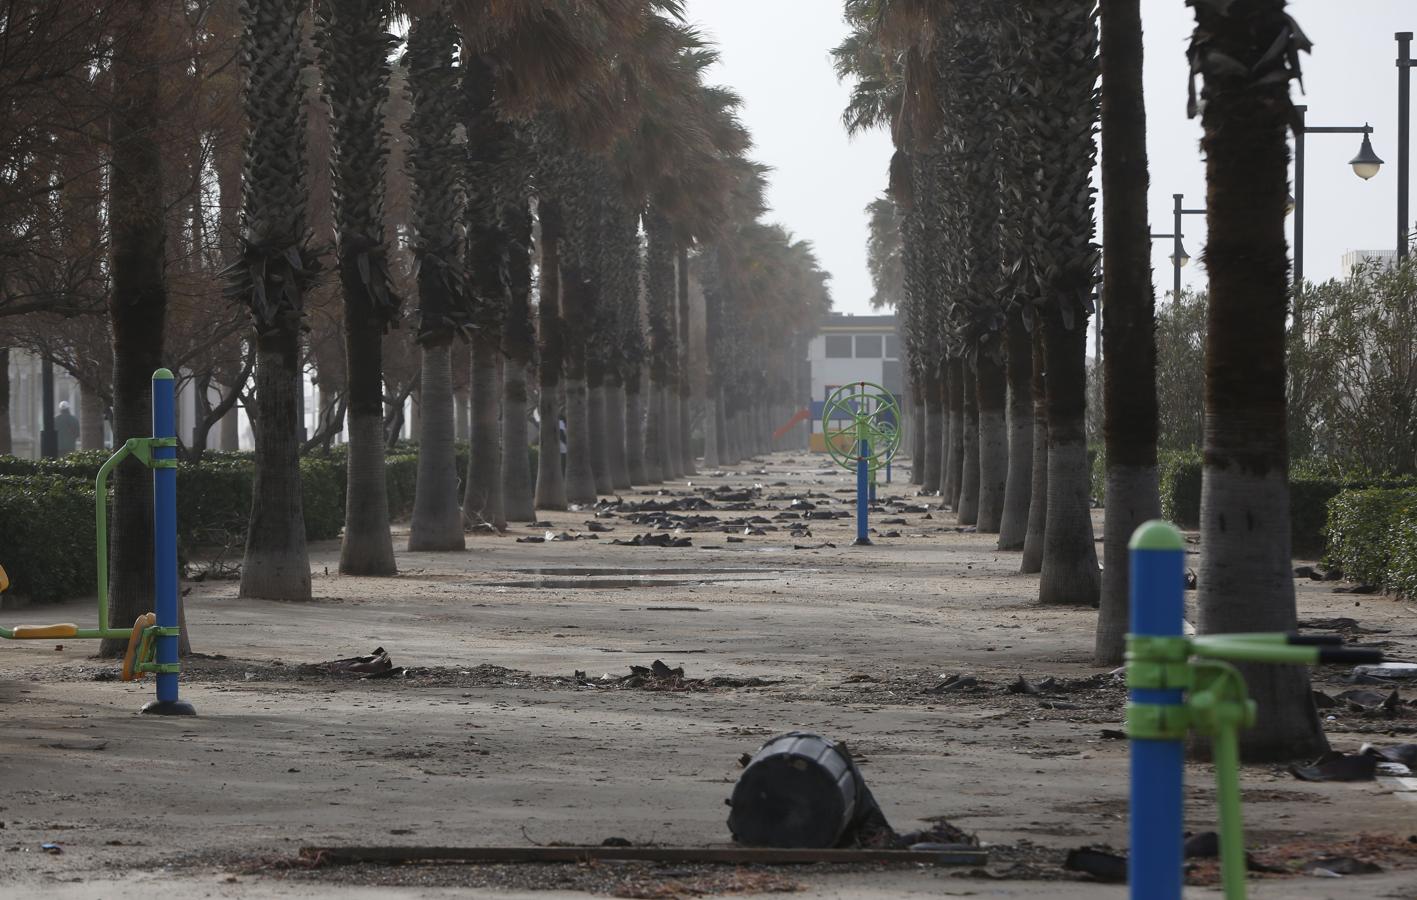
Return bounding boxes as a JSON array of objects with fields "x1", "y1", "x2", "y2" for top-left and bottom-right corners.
[
  {"x1": 1325, "y1": 488, "x2": 1417, "y2": 596},
  {"x1": 0, "y1": 475, "x2": 99, "y2": 602}
]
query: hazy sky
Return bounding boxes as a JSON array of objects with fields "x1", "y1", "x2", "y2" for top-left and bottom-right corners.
[{"x1": 686, "y1": 0, "x2": 1415, "y2": 315}]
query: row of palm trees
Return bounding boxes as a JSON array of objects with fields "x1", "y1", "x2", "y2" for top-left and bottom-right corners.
[
  {"x1": 839, "y1": 0, "x2": 1326, "y2": 761},
  {"x1": 100, "y1": 1, "x2": 829, "y2": 640}
]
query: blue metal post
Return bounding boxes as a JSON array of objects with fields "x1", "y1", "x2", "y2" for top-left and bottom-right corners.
[
  {"x1": 1128, "y1": 521, "x2": 1186, "y2": 900},
  {"x1": 142, "y1": 368, "x2": 195, "y2": 716},
  {"x1": 854, "y1": 439, "x2": 871, "y2": 546}
]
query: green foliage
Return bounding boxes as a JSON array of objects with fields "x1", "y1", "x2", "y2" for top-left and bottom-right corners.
[
  {"x1": 1159, "y1": 450, "x2": 1203, "y2": 528},
  {"x1": 1156, "y1": 290, "x2": 1207, "y2": 452},
  {"x1": 1290, "y1": 260, "x2": 1417, "y2": 473},
  {"x1": 0, "y1": 448, "x2": 454, "y2": 603},
  {"x1": 1325, "y1": 488, "x2": 1417, "y2": 596},
  {"x1": 0, "y1": 475, "x2": 98, "y2": 602}
]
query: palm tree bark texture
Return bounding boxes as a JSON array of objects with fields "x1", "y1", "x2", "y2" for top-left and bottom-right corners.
[
  {"x1": 316, "y1": 0, "x2": 400, "y2": 576},
  {"x1": 405, "y1": 8, "x2": 467, "y2": 552},
  {"x1": 232, "y1": 0, "x2": 315, "y2": 602},
  {"x1": 1033, "y1": 1, "x2": 1100, "y2": 607},
  {"x1": 1094, "y1": 0, "x2": 1161, "y2": 665},
  {"x1": 463, "y1": 53, "x2": 508, "y2": 530},
  {"x1": 1189, "y1": 0, "x2": 1327, "y2": 760},
  {"x1": 534, "y1": 197, "x2": 568, "y2": 510}
]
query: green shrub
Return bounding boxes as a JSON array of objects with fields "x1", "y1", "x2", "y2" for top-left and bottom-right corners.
[
  {"x1": 1325, "y1": 488, "x2": 1417, "y2": 595},
  {"x1": 1159, "y1": 450, "x2": 1203, "y2": 528},
  {"x1": 0, "y1": 475, "x2": 98, "y2": 602},
  {"x1": 1390, "y1": 514, "x2": 1417, "y2": 599}
]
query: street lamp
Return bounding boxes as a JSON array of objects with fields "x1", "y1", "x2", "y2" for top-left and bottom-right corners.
[
  {"x1": 1293, "y1": 104, "x2": 1383, "y2": 288},
  {"x1": 1397, "y1": 32, "x2": 1414, "y2": 260},
  {"x1": 1154, "y1": 194, "x2": 1206, "y2": 300}
]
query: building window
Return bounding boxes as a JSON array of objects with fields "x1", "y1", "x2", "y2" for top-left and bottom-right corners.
[
  {"x1": 825, "y1": 335, "x2": 853, "y2": 358},
  {"x1": 855, "y1": 335, "x2": 883, "y2": 358},
  {"x1": 885, "y1": 335, "x2": 900, "y2": 359}
]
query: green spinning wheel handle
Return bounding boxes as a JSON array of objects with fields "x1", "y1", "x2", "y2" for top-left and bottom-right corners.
[{"x1": 821, "y1": 381, "x2": 902, "y2": 472}]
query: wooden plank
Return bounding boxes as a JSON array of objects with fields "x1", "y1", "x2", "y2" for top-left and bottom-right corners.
[{"x1": 299, "y1": 845, "x2": 988, "y2": 868}]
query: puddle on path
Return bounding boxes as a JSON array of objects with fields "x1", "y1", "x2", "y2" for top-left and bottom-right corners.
[
  {"x1": 487, "y1": 575, "x2": 777, "y2": 589},
  {"x1": 510, "y1": 567, "x2": 774, "y2": 576}
]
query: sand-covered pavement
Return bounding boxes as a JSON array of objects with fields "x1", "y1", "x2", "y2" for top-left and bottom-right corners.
[{"x1": 3, "y1": 452, "x2": 1415, "y2": 898}]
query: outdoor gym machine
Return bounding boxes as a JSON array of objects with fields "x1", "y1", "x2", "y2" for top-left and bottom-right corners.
[
  {"x1": 1125, "y1": 520, "x2": 1383, "y2": 900},
  {"x1": 0, "y1": 369, "x2": 193, "y2": 716},
  {"x1": 820, "y1": 382, "x2": 901, "y2": 546}
]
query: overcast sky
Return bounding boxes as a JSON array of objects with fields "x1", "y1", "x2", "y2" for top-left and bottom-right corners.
[{"x1": 686, "y1": 0, "x2": 1415, "y2": 315}]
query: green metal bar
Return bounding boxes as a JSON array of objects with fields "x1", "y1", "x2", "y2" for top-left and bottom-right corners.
[
  {"x1": 74, "y1": 628, "x2": 137, "y2": 640},
  {"x1": 1212, "y1": 721, "x2": 1249, "y2": 900},
  {"x1": 1192, "y1": 639, "x2": 1319, "y2": 666},
  {"x1": 0, "y1": 626, "x2": 12, "y2": 639},
  {"x1": 94, "y1": 440, "x2": 136, "y2": 635}
]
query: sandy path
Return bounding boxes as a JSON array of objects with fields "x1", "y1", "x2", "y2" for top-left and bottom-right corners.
[{"x1": 2, "y1": 452, "x2": 1414, "y2": 898}]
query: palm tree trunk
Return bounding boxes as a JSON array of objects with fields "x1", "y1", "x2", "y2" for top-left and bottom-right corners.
[
  {"x1": 409, "y1": 338, "x2": 464, "y2": 549},
  {"x1": 338, "y1": 284, "x2": 396, "y2": 575},
  {"x1": 1021, "y1": 329, "x2": 1049, "y2": 573},
  {"x1": 1191, "y1": 0, "x2": 1326, "y2": 761},
  {"x1": 605, "y1": 379, "x2": 631, "y2": 489},
  {"x1": 1038, "y1": 312, "x2": 1101, "y2": 604},
  {"x1": 976, "y1": 350, "x2": 1007, "y2": 532},
  {"x1": 588, "y1": 380, "x2": 613, "y2": 494},
  {"x1": 1095, "y1": 0, "x2": 1161, "y2": 665},
  {"x1": 625, "y1": 370, "x2": 647, "y2": 483},
  {"x1": 80, "y1": 381, "x2": 105, "y2": 449},
  {"x1": 501, "y1": 358, "x2": 534, "y2": 522},
  {"x1": 944, "y1": 359, "x2": 964, "y2": 509},
  {"x1": 500, "y1": 189, "x2": 536, "y2": 523},
  {"x1": 534, "y1": 199, "x2": 567, "y2": 509},
  {"x1": 676, "y1": 246, "x2": 696, "y2": 475},
  {"x1": 560, "y1": 228, "x2": 598, "y2": 504},
  {"x1": 921, "y1": 367, "x2": 943, "y2": 492},
  {"x1": 910, "y1": 388, "x2": 925, "y2": 484},
  {"x1": 666, "y1": 390, "x2": 684, "y2": 478},
  {"x1": 957, "y1": 364, "x2": 980, "y2": 525},
  {"x1": 704, "y1": 386, "x2": 722, "y2": 468},
  {"x1": 998, "y1": 319, "x2": 1034, "y2": 550},
  {"x1": 455, "y1": 386, "x2": 470, "y2": 441},
  {"x1": 464, "y1": 334, "x2": 504, "y2": 527},
  {"x1": 241, "y1": 331, "x2": 312, "y2": 600}
]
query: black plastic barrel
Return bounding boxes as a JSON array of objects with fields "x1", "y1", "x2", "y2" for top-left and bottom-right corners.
[{"x1": 727, "y1": 731, "x2": 862, "y2": 848}]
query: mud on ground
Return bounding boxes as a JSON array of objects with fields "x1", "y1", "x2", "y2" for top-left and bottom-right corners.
[{"x1": 3, "y1": 452, "x2": 1417, "y2": 899}]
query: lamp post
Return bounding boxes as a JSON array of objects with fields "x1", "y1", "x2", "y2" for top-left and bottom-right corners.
[
  {"x1": 1147, "y1": 194, "x2": 1204, "y2": 300},
  {"x1": 1398, "y1": 32, "x2": 1413, "y2": 260},
  {"x1": 1293, "y1": 104, "x2": 1383, "y2": 288}
]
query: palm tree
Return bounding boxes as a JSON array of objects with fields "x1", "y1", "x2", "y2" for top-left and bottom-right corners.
[
  {"x1": 643, "y1": 207, "x2": 674, "y2": 483},
  {"x1": 1188, "y1": 0, "x2": 1326, "y2": 760},
  {"x1": 1030, "y1": 1, "x2": 1100, "y2": 606},
  {"x1": 499, "y1": 136, "x2": 538, "y2": 523},
  {"x1": 406, "y1": 7, "x2": 469, "y2": 551},
  {"x1": 229, "y1": 0, "x2": 320, "y2": 601},
  {"x1": 1020, "y1": 329, "x2": 1048, "y2": 572},
  {"x1": 1094, "y1": 0, "x2": 1160, "y2": 664},
  {"x1": 533, "y1": 193, "x2": 569, "y2": 509},
  {"x1": 462, "y1": 52, "x2": 508, "y2": 530},
  {"x1": 315, "y1": 0, "x2": 401, "y2": 575}
]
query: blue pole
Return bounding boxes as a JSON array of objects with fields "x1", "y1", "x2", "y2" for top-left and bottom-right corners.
[
  {"x1": 1128, "y1": 521, "x2": 1186, "y2": 900},
  {"x1": 143, "y1": 368, "x2": 194, "y2": 716},
  {"x1": 854, "y1": 438, "x2": 871, "y2": 545}
]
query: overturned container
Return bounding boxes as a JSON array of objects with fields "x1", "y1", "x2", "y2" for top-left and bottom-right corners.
[{"x1": 727, "y1": 731, "x2": 867, "y2": 848}]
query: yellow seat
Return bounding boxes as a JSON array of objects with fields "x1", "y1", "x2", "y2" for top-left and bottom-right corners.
[
  {"x1": 0, "y1": 562, "x2": 9, "y2": 593},
  {"x1": 12, "y1": 624, "x2": 78, "y2": 639}
]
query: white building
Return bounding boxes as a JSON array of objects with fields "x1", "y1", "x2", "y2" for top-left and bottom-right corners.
[
  {"x1": 1340, "y1": 249, "x2": 1398, "y2": 275},
  {"x1": 804, "y1": 313, "x2": 902, "y2": 452}
]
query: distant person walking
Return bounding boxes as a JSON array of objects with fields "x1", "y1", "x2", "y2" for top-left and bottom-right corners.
[{"x1": 55, "y1": 401, "x2": 80, "y2": 454}]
